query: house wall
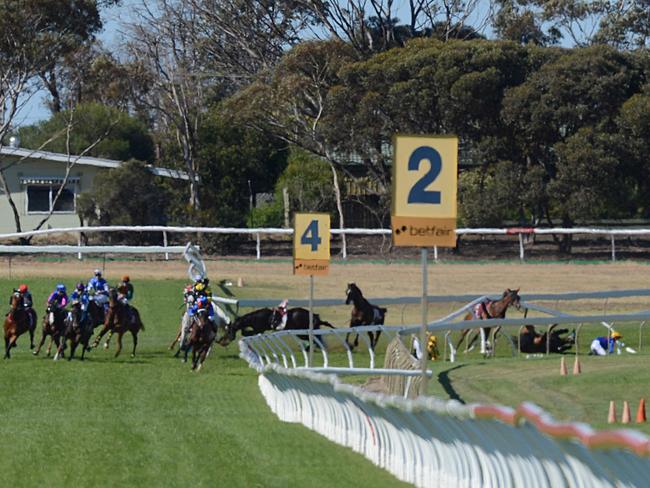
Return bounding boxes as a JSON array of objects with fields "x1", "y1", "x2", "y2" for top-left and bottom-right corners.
[{"x1": 0, "y1": 158, "x2": 106, "y2": 234}]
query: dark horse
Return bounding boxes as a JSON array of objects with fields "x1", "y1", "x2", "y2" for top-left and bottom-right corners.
[
  {"x1": 56, "y1": 301, "x2": 92, "y2": 361},
  {"x1": 345, "y1": 283, "x2": 387, "y2": 351},
  {"x1": 92, "y1": 288, "x2": 144, "y2": 357},
  {"x1": 519, "y1": 325, "x2": 575, "y2": 354},
  {"x1": 188, "y1": 309, "x2": 216, "y2": 371},
  {"x1": 221, "y1": 307, "x2": 334, "y2": 347},
  {"x1": 455, "y1": 288, "x2": 522, "y2": 355},
  {"x1": 4, "y1": 291, "x2": 37, "y2": 359},
  {"x1": 33, "y1": 304, "x2": 66, "y2": 357}
]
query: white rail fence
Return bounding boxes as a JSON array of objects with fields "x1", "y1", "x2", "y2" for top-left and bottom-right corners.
[
  {"x1": 237, "y1": 290, "x2": 650, "y2": 486},
  {"x1": 239, "y1": 311, "x2": 650, "y2": 487},
  {"x1": 1, "y1": 225, "x2": 650, "y2": 260}
]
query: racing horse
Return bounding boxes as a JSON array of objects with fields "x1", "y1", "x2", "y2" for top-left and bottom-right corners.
[
  {"x1": 55, "y1": 301, "x2": 91, "y2": 361},
  {"x1": 4, "y1": 291, "x2": 37, "y2": 358},
  {"x1": 345, "y1": 283, "x2": 387, "y2": 351},
  {"x1": 187, "y1": 308, "x2": 216, "y2": 371},
  {"x1": 92, "y1": 288, "x2": 144, "y2": 357},
  {"x1": 176, "y1": 303, "x2": 230, "y2": 363},
  {"x1": 221, "y1": 307, "x2": 334, "y2": 347},
  {"x1": 455, "y1": 288, "x2": 522, "y2": 356},
  {"x1": 33, "y1": 303, "x2": 67, "y2": 357}
]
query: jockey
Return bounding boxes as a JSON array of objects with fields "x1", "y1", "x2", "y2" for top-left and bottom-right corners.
[
  {"x1": 71, "y1": 282, "x2": 90, "y2": 324},
  {"x1": 189, "y1": 295, "x2": 217, "y2": 333},
  {"x1": 589, "y1": 331, "x2": 623, "y2": 356},
  {"x1": 117, "y1": 275, "x2": 134, "y2": 305},
  {"x1": 47, "y1": 284, "x2": 69, "y2": 310},
  {"x1": 193, "y1": 278, "x2": 212, "y2": 300},
  {"x1": 274, "y1": 299, "x2": 289, "y2": 330},
  {"x1": 16, "y1": 284, "x2": 34, "y2": 328},
  {"x1": 87, "y1": 269, "x2": 109, "y2": 310}
]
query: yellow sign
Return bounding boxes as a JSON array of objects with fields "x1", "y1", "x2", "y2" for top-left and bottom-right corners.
[
  {"x1": 391, "y1": 135, "x2": 458, "y2": 247},
  {"x1": 293, "y1": 213, "x2": 330, "y2": 275}
]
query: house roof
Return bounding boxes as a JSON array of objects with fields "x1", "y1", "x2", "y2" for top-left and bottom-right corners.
[{"x1": 0, "y1": 146, "x2": 190, "y2": 180}]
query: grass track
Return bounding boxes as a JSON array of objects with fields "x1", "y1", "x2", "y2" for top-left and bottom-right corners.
[{"x1": 0, "y1": 278, "x2": 405, "y2": 488}]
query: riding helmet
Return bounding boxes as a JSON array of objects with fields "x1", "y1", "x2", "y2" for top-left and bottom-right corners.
[
  {"x1": 122, "y1": 275, "x2": 130, "y2": 282},
  {"x1": 76, "y1": 282, "x2": 85, "y2": 291},
  {"x1": 18, "y1": 284, "x2": 28, "y2": 293},
  {"x1": 94, "y1": 269, "x2": 102, "y2": 276},
  {"x1": 56, "y1": 283, "x2": 66, "y2": 292}
]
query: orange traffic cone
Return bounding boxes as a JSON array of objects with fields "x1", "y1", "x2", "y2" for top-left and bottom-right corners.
[
  {"x1": 622, "y1": 401, "x2": 632, "y2": 424},
  {"x1": 636, "y1": 398, "x2": 647, "y2": 423},
  {"x1": 573, "y1": 356, "x2": 582, "y2": 375},
  {"x1": 608, "y1": 401, "x2": 617, "y2": 424},
  {"x1": 560, "y1": 356, "x2": 568, "y2": 376}
]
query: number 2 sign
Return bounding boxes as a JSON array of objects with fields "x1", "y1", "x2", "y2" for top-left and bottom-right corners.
[
  {"x1": 294, "y1": 213, "x2": 330, "y2": 275},
  {"x1": 391, "y1": 135, "x2": 458, "y2": 247}
]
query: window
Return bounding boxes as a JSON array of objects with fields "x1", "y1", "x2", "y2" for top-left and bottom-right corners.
[{"x1": 26, "y1": 184, "x2": 76, "y2": 214}]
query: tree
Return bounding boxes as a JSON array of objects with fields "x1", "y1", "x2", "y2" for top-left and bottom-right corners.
[
  {"x1": 18, "y1": 102, "x2": 154, "y2": 162},
  {"x1": 77, "y1": 160, "x2": 170, "y2": 231}
]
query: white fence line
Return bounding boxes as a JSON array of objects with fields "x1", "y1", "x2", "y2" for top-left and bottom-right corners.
[{"x1": 2, "y1": 225, "x2": 650, "y2": 260}]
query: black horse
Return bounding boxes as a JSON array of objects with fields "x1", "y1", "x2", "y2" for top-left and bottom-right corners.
[
  {"x1": 56, "y1": 301, "x2": 91, "y2": 361},
  {"x1": 32, "y1": 304, "x2": 66, "y2": 357},
  {"x1": 345, "y1": 283, "x2": 387, "y2": 350},
  {"x1": 221, "y1": 307, "x2": 334, "y2": 346},
  {"x1": 519, "y1": 325, "x2": 575, "y2": 354}
]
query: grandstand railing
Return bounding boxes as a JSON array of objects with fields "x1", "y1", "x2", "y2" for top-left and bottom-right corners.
[{"x1": 1, "y1": 225, "x2": 650, "y2": 260}]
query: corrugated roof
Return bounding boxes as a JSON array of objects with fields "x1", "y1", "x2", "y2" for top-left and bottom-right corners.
[{"x1": 0, "y1": 146, "x2": 190, "y2": 180}]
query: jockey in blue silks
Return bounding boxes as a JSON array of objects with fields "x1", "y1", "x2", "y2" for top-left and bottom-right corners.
[
  {"x1": 189, "y1": 296, "x2": 217, "y2": 333},
  {"x1": 70, "y1": 282, "x2": 90, "y2": 324},
  {"x1": 87, "y1": 269, "x2": 109, "y2": 310}
]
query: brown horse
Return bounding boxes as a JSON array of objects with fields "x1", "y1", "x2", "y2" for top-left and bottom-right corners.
[
  {"x1": 33, "y1": 304, "x2": 66, "y2": 357},
  {"x1": 188, "y1": 309, "x2": 216, "y2": 371},
  {"x1": 4, "y1": 291, "x2": 37, "y2": 358},
  {"x1": 345, "y1": 283, "x2": 387, "y2": 351},
  {"x1": 92, "y1": 288, "x2": 144, "y2": 357},
  {"x1": 455, "y1": 288, "x2": 522, "y2": 355},
  {"x1": 56, "y1": 302, "x2": 91, "y2": 361}
]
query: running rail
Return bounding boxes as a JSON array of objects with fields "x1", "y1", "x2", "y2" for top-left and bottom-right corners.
[{"x1": 239, "y1": 335, "x2": 650, "y2": 487}]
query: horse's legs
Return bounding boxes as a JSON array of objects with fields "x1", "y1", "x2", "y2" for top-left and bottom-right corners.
[
  {"x1": 131, "y1": 330, "x2": 138, "y2": 358},
  {"x1": 69, "y1": 338, "x2": 79, "y2": 361},
  {"x1": 29, "y1": 327, "x2": 35, "y2": 349},
  {"x1": 104, "y1": 330, "x2": 114, "y2": 349},
  {"x1": 4, "y1": 336, "x2": 11, "y2": 359},
  {"x1": 170, "y1": 329, "x2": 181, "y2": 351},
  {"x1": 33, "y1": 330, "x2": 48, "y2": 355},
  {"x1": 345, "y1": 332, "x2": 352, "y2": 350},
  {"x1": 114, "y1": 332, "x2": 123, "y2": 358},
  {"x1": 46, "y1": 336, "x2": 54, "y2": 357},
  {"x1": 455, "y1": 328, "x2": 471, "y2": 351}
]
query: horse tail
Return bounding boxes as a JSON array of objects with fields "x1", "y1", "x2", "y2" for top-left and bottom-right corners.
[
  {"x1": 380, "y1": 307, "x2": 387, "y2": 314},
  {"x1": 318, "y1": 320, "x2": 336, "y2": 329}
]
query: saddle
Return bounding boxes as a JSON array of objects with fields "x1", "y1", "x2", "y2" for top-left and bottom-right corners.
[{"x1": 473, "y1": 300, "x2": 492, "y2": 320}]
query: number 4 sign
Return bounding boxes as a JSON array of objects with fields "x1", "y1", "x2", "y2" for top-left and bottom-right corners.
[
  {"x1": 294, "y1": 213, "x2": 330, "y2": 275},
  {"x1": 391, "y1": 135, "x2": 458, "y2": 247}
]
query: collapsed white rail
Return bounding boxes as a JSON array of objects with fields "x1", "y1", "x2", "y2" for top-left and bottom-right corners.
[{"x1": 1, "y1": 225, "x2": 650, "y2": 260}]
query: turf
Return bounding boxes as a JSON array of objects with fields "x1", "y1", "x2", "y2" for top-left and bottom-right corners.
[{"x1": 0, "y1": 278, "x2": 406, "y2": 488}]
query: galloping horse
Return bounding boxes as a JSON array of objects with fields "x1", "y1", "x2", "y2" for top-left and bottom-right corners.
[
  {"x1": 4, "y1": 291, "x2": 37, "y2": 359},
  {"x1": 455, "y1": 288, "x2": 522, "y2": 355},
  {"x1": 221, "y1": 307, "x2": 334, "y2": 347},
  {"x1": 188, "y1": 309, "x2": 216, "y2": 371},
  {"x1": 176, "y1": 304, "x2": 230, "y2": 363},
  {"x1": 92, "y1": 288, "x2": 144, "y2": 357},
  {"x1": 33, "y1": 304, "x2": 66, "y2": 357},
  {"x1": 55, "y1": 301, "x2": 91, "y2": 361},
  {"x1": 345, "y1": 283, "x2": 387, "y2": 351}
]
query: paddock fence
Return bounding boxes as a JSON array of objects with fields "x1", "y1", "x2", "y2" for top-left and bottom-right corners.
[
  {"x1": 3, "y1": 225, "x2": 650, "y2": 260},
  {"x1": 237, "y1": 290, "x2": 650, "y2": 487}
]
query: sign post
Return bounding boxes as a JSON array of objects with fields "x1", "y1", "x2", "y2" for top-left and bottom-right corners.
[
  {"x1": 391, "y1": 135, "x2": 458, "y2": 394},
  {"x1": 293, "y1": 213, "x2": 330, "y2": 367}
]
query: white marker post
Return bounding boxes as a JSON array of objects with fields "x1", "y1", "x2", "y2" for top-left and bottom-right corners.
[
  {"x1": 391, "y1": 135, "x2": 459, "y2": 395},
  {"x1": 293, "y1": 213, "x2": 330, "y2": 367}
]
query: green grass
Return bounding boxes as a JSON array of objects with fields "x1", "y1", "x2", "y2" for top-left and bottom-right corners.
[{"x1": 0, "y1": 278, "x2": 406, "y2": 488}]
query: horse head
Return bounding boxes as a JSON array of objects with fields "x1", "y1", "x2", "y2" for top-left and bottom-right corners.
[
  {"x1": 346, "y1": 283, "x2": 359, "y2": 305},
  {"x1": 9, "y1": 290, "x2": 22, "y2": 310},
  {"x1": 504, "y1": 288, "x2": 522, "y2": 311},
  {"x1": 108, "y1": 287, "x2": 119, "y2": 307}
]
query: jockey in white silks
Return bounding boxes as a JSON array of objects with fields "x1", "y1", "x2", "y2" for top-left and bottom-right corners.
[
  {"x1": 87, "y1": 269, "x2": 110, "y2": 310},
  {"x1": 274, "y1": 299, "x2": 289, "y2": 330}
]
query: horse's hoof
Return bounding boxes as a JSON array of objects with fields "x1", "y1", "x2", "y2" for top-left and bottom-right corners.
[
  {"x1": 131, "y1": 354, "x2": 135, "y2": 358},
  {"x1": 103, "y1": 343, "x2": 109, "y2": 350},
  {"x1": 32, "y1": 351, "x2": 38, "y2": 356}
]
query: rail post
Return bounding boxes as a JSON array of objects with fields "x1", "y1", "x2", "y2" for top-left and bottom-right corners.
[
  {"x1": 163, "y1": 231, "x2": 169, "y2": 261},
  {"x1": 77, "y1": 232, "x2": 83, "y2": 260},
  {"x1": 611, "y1": 234, "x2": 616, "y2": 262},
  {"x1": 519, "y1": 233, "x2": 525, "y2": 262},
  {"x1": 256, "y1": 233, "x2": 261, "y2": 260}
]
